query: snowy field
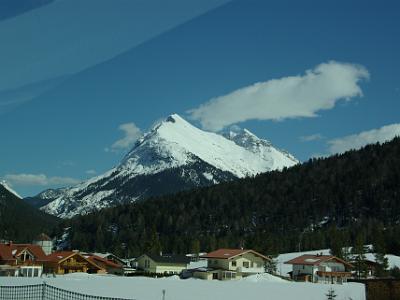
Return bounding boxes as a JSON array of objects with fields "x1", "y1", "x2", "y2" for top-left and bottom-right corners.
[{"x1": 0, "y1": 273, "x2": 365, "y2": 300}]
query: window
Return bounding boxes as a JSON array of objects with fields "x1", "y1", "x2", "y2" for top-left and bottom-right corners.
[
  {"x1": 232, "y1": 261, "x2": 237, "y2": 267},
  {"x1": 243, "y1": 262, "x2": 249, "y2": 268}
]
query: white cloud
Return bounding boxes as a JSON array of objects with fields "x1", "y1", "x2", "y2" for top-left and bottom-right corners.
[
  {"x1": 3, "y1": 173, "x2": 80, "y2": 187},
  {"x1": 108, "y1": 122, "x2": 141, "y2": 152},
  {"x1": 188, "y1": 61, "x2": 369, "y2": 131},
  {"x1": 85, "y1": 169, "x2": 97, "y2": 175},
  {"x1": 328, "y1": 124, "x2": 400, "y2": 154},
  {"x1": 300, "y1": 134, "x2": 324, "y2": 142}
]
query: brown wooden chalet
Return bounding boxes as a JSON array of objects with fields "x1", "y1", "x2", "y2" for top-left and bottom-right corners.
[
  {"x1": 86, "y1": 254, "x2": 124, "y2": 275},
  {"x1": 42, "y1": 251, "x2": 104, "y2": 275}
]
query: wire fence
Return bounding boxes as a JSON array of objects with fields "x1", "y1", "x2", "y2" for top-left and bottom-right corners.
[{"x1": 0, "y1": 282, "x2": 135, "y2": 300}]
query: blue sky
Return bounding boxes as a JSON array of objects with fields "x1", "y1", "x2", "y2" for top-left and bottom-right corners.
[{"x1": 1, "y1": 0, "x2": 399, "y2": 196}]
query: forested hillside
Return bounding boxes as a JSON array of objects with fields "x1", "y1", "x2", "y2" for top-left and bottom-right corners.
[
  {"x1": 58, "y1": 138, "x2": 400, "y2": 258},
  {"x1": 0, "y1": 184, "x2": 59, "y2": 242}
]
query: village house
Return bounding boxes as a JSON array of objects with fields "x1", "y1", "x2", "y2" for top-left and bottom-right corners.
[
  {"x1": 285, "y1": 254, "x2": 353, "y2": 284},
  {"x1": 0, "y1": 242, "x2": 46, "y2": 277},
  {"x1": 42, "y1": 251, "x2": 104, "y2": 275},
  {"x1": 193, "y1": 249, "x2": 270, "y2": 280},
  {"x1": 86, "y1": 254, "x2": 124, "y2": 275},
  {"x1": 136, "y1": 253, "x2": 191, "y2": 275},
  {"x1": 89, "y1": 252, "x2": 127, "y2": 267}
]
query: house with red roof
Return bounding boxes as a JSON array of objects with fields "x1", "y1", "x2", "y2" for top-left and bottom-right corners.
[
  {"x1": 284, "y1": 254, "x2": 353, "y2": 284},
  {"x1": 0, "y1": 242, "x2": 47, "y2": 277},
  {"x1": 193, "y1": 248, "x2": 270, "y2": 280},
  {"x1": 42, "y1": 251, "x2": 104, "y2": 275},
  {"x1": 86, "y1": 254, "x2": 124, "y2": 275}
]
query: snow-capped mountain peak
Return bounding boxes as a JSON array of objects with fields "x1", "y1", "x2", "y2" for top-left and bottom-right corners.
[
  {"x1": 121, "y1": 114, "x2": 296, "y2": 178},
  {"x1": 0, "y1": 180, "x2": 22, "y2": 199},
  {"x1": 35, "y1": 114, "x2": 298, "y2": 218}
]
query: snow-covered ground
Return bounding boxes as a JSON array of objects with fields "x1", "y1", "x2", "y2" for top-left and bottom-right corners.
[
  {"x1": 0, "y1": 273, "x2": 365, "y2": 300},
  {"x1": 276, "y1": 248, "x2": 400, "y2": 277}
]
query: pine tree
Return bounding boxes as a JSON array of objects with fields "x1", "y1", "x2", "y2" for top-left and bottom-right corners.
[
  {"x1": 191, "y1": 239, "x2": 201, "y2": 259},
  {"x1": 373, "y1": 242, "x2": 389, "y2": 277},
  {"x1": 326, "y1": 287, "x2": 337, "y2": 300},
  {"x1": 144, "y1": 226, "x2": 162, "y2": 255},
  {"x1": 352, "y1": 234, "x2": 368, "y2": 279},
  {"x1": 264, "y1": 255, "x2": 278, "y2": 274},
  {"x1": 329, "y1": 225, "x2": 344, "y2": 259}
]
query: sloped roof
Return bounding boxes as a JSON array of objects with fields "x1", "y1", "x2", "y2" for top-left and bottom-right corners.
[
  {"x1": 12, "y1": 244, "x2": 46, "y2": 259},
  {"x1": 284, "y1": 254, "x2": 353, "y2": 268},
  {"x1": 202, "y1": 249, "x2": 270, "y2": 261},
  {"x1": 43, "y1": 251, "x2": 76, "y2": 262},
  {"x1": 87, "y1": 255, "x2": 123, "y2": 269},
  {"x1": 88, "y1": 252, "x2": 125, "y2": 263},
  {"x1": 44, "y1": 251, "x2": 103, "y2": 270},
  {"x1": 0, "y1": 244, "x2": 14, "y2": 261},
  {"x1": 0, "y1": 243, "x2": 46, "y2": 261},
  {"x1": 144, "y1": 254, "x2": 191, "y2": 265}
]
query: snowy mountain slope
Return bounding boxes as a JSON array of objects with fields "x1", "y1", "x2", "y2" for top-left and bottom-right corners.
[
  {"x1": 0, "y1": 180, "x2": 22, "y2": 199},
  {"x1": 24, "y1": 187, "x2": 68, "y2": 208},
  {"x1": 0, "y1": 180, "x2": 59, "y2": 242},
  {"x1": 32, "y1": 114, "x2": 298, "y2": 218},
  {"x1": 223, "y1": 128, "x2": 298, "y2": 170}
]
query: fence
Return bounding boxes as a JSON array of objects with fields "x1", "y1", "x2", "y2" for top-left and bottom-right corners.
[
  {"x1": 0, "y1": 282, "x2": 135, "y2": 300},
  {"x1": 348, "y1": 278, "x2": 400, "y2": 300}
]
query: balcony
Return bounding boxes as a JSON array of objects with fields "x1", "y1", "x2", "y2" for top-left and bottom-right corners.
[
  {"x1": 237, "y1": 267, "x2": 264, "y2": 274},
  {"x1": 316, "y1": 271, "x2": 352, "y2": 277},
  {"x1": 61, "y1": 262, "x2": 88, "y2": 269}
]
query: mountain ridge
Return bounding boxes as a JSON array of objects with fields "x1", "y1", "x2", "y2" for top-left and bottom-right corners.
[
  {"x1": 57, "y1": 137, "x2": 400, "y2": 257},
  {"x1": 28, "y1": 114, "x2": 298, "y2": 218},
  {"x1": 0, "y1": 181, "x2": 59, "y2": 242}
]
